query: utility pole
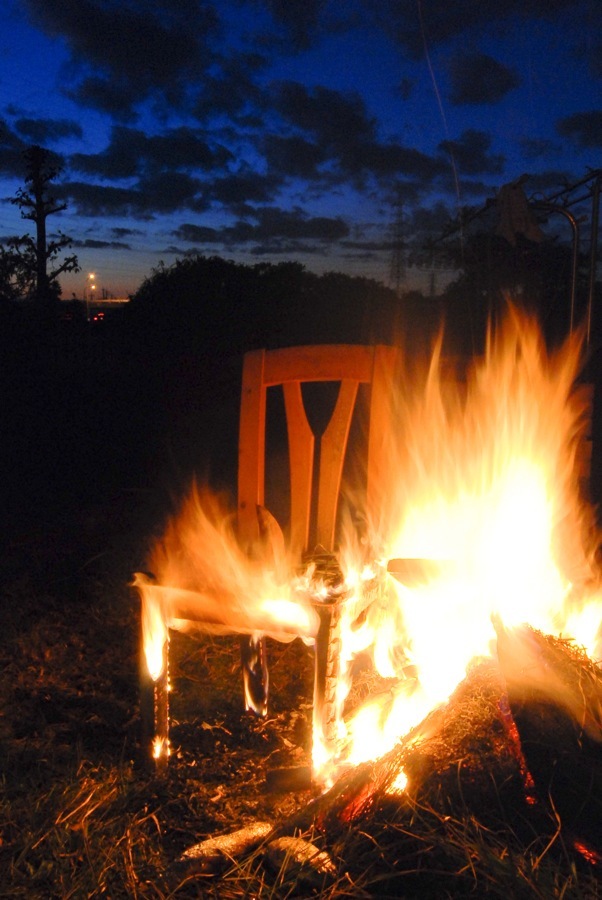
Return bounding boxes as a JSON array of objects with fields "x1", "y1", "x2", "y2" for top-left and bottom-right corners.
[
  {"x1": 390, "y1": 187, "x2": 406, "y2": 297},
  {"x1": 85, "y1": 272, "x2": 96, "y2": 321}
]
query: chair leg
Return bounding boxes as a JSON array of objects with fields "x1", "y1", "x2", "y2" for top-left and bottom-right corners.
[
  {"x1": 140, "y1": 635, "x2": 170, "y2": 772},
  {"x1": 240, "y1": 634, "x2": 269, "y2": 716},
  {"x1": 312, "y1": 601, "x2": 342, "y2": 760},
  {"x1": 153, "y1": 639, "x2": 170, "y2": 771}
]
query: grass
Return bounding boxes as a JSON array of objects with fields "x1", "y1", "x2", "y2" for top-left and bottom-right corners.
[
  {"x1": 0, "y1": 491, "x2": 600, "y2": 897},
  {"x1": 193, "y1": 795, "x2": 601, "y2": 899}
]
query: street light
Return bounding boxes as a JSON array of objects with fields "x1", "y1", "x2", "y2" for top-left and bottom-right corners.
[{"x1": 86, "y1": 272, "x2": 96, "y2": 321}]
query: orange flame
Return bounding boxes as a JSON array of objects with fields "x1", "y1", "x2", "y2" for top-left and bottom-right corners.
[
  {"x1": 136, "y1": 309, "x2": 601, "y2": 788},
  {"x1": 320, "y1": 310, "x2": 601, "y2": 782},
  {"x1": 135, "y1": 489, "x2": 319, "y2": 644}
]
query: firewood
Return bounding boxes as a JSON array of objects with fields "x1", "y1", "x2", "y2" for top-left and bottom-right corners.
[
  {"x1": 264, "y1": 835, "x2": 337, "y2": 889},
  {"x1": 279, "y1": 658, "x2": 532, "y2": 841},
  {"x1": 267, "y1": 628, "x2": 602, "y2": 886},
  {"x1": 177, "y1": 821, "x2": 273, "y2": 875},
  {"x1": 178, "y1": 634, "x2": 602, "y2": 893},
  {"x1": 495, "y1": 621, "x2": 602, "y2": 854}
]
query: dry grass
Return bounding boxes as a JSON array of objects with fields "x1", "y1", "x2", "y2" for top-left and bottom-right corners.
[{"x1": 1, "y1": 494, "x2": 601, "y2": 897}]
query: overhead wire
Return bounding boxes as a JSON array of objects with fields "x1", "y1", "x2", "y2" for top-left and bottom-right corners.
[{"x1": 416, "y1": 0, "x2": 481, "y2": 351}]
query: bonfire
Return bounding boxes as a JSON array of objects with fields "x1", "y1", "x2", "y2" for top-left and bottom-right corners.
[{"x1": 135, "y1": 308, "x2": 601, "y2": 894}]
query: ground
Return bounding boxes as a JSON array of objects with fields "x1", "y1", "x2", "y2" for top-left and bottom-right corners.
[
  {"x1": 0, "y1": 489, "x2": 321, "y2": 897},
  {"x1": 2, "y1": 490, "x2": 601, "y2": 898}
]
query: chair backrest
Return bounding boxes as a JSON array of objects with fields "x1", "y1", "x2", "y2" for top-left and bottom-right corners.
[{"x1": 238, "y1": 344, "x2": 400, "y2": 556}]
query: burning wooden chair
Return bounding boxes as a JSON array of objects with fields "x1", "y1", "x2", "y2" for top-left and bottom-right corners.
[
  {"x1": 139, "y1": 343, "x2": 401, "y2": 773},
  {"x1": 138, "y1": 322, "x2": 598, "y2": 781},
  {"x1": 237, "y1": 344, "x2": 401, "y2": 773}
]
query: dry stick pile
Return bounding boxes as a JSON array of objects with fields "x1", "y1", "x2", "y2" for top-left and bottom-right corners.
[{"x1": 179, "y1": 625, "x2": 602, "y2": 894}]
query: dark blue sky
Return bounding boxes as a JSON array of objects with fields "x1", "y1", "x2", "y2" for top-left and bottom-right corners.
[{"x1": 0, "y1": 0, "x2": 600, "y2": 298}]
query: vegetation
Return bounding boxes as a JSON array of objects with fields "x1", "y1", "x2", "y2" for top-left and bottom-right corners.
[
  {"x1": 1, "y1": 145, "x2": 79, "y2": 307},
  {"x1": 127, "y1": 254, "x2": 402, "y2": 352}
]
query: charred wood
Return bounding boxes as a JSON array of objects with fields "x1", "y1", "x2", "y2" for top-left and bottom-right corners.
[
  {"x1": 240, "y1": 633, "x2": 268, "y2": 716},
  {"x1": 496, "y1": 620, "x2": 602, "y2": 855}
]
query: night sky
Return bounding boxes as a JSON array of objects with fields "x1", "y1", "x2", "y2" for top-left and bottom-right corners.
[{"x1": 0, "y1": 0, "x2": 600, "y2": 300}]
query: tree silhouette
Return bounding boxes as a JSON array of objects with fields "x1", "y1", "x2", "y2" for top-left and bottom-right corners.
[
  {"x1": 0, "y1": 244, "x2": 25, "y2": 303},
  {"x1": 9, "y1": 145, "x2": 79, "y2": 306}
]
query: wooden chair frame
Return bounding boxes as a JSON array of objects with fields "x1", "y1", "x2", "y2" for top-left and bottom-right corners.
[
  {"x1": 140, "y1": 343, "x2": 401, "y2": 770},
  {"x1": 238, "y1": 343, "x2": 400, "y2": 555},
  {"x1": 237, "y1": 344, "x2": 401, "y2": 718},
  {"x1": 140, "y1": 343, "x2": 595, "y2": 773}
]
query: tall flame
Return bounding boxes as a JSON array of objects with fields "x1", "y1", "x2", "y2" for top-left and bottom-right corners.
[
  {"x1": 324, "y1": 309, "x2": 601, "y2": 782},
  {"x1": 136, "y1": 488, "x2": 319, "y2": 643},
  {"x1": 136, "y1": 309, "x2": 601, "y2": 787}
]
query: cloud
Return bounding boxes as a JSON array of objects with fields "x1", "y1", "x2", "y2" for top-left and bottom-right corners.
[
  {"x1": 70, "y1": 126, "x2": 233, "y2": 179},
  {"x1": 588, "y1": 39, "x2": 602, "y2": 78},
  {"x1": 208, "y1": 170, "x2": 283, "y2": 208},
  {"x1": 439, "y1": 129, "x2": 505, "y2": 175},
  {"x1": 571, "y1": 20, "x2": 602, "y2": 78},
  {"x1": 69, "y1": 134, "x2": 281, "y2": 218},
  {"x1": 0, "y1": 119, "x2": 27, "y2": 177},
  {"x1": 456, "y1": 177, "x2": 499, "y2": 198},
  {"x1": 193, "y1": 53, "x2": 268, "y2": 122},
  {"x1": 407, "y1": 201, "x2": 455, "y2": 237},
  {"x1": 251, "y1": 206, "x2": 350, "y2": 241},
  {"x1": 261, "y1": 134, "x2": 326, "y2": 179},
  {"x1": 23, "y1": 0, "x2": 219, "y2": 114},
  {"x1": 557, "y1": 110, "x2": 602, "y2": 148},
  {"x1": 9, "y1": 0, "x2": 594, "y2": 289},
  {"x1": 13, "y1": 117, "x2": 83, "y2": 144},
  {"x1": 349, "y1": 142, "x2": 445, "y2": 182},
  {"x1": 65, "y1": 77, "x2": 141, "y2": 122},
  {"x1": 174, "y1": 206, "x2": 349, "y2": 250},
  {"x1": 59, "y1": 174, "x2": 205, "y2": 218},
  {"x1": 137, "y1": 172, "x2": 205, "y2": 213},
  {"x1": 519, "y1": 137, "x2": 559, "y2": 161},
  {"x1": 56, "y1": 181, "x2": 144, "y2": 216},
  {"x1": 383, "y1": 0, "x2": 578, "y2": 58},
  {"x1": 274, "y1": 80, "x2": 375, "y2": 150},
  {"x1": 272, "y1": 80, "x2": 445, "y2": 185},
  {"x1": 72, "y1": 237, "x2": 131, "y2": 249},
  {"x1": 448, "y1": 53, "x2": 520, "y2": 105},
  {"x1": 258, "y1": 0, "x2": 328, "y2": 51},
  {"x1": 172, "y1": 224, "x2": 220, "y2": 243},
  {"x1": 396, "y1": 78, "x2": 415, "y2": 102},
  {"x1": 110, "y1": 226, "x2": 142, "y2": 238},
  {"x1": 341, "y1": 238, "x2": 395, "y2": 253},
  {"x1": 249, "y1": 239, "x2": 327, "y2": 256}
]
